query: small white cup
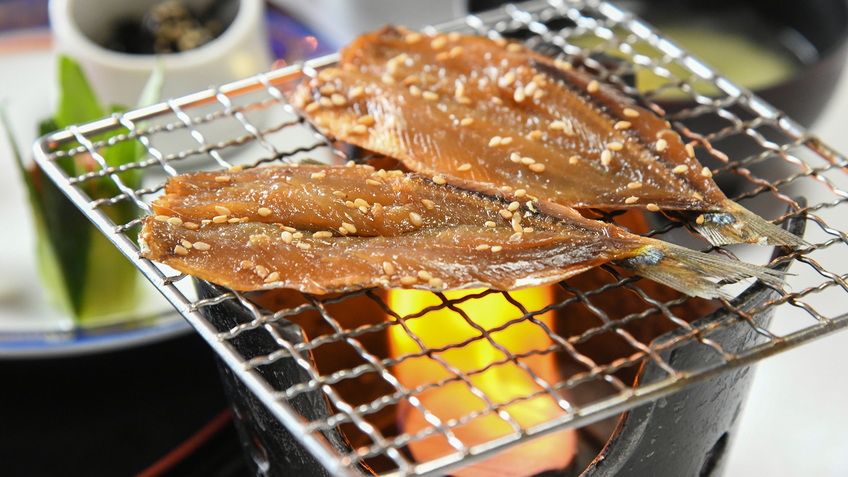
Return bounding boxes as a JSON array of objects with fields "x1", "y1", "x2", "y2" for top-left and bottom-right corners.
[{"x1": 49, "y1": 0, "x2": 273, "y2": 109}]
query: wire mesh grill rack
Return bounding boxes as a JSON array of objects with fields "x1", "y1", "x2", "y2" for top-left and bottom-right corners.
[{"x1": 31, "y1": 1, "x2": 848, "y2": 476}]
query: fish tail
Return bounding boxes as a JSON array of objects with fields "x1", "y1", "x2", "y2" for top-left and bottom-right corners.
[
  {"x1": 691, "y1": 200, "x2": 808, "y2": 248},
  {"x1": 615, "y1": 241, "x2": 788, "y2": 299}
]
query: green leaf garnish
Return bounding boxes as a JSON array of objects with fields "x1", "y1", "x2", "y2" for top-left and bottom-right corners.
[{"x1": 14, "y1": 55, "x2": 164, "y2": 325}]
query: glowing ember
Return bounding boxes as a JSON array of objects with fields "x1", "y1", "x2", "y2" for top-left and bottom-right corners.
[{"x1": 389, "y1": 286, "x2": 577, "y2": 476}]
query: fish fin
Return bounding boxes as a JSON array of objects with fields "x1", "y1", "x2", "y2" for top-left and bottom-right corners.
[
  {"x1": 691, "y1": 200, "x2": 808, "y2": 248},
  {"x1": 615, "y1": 241, "x2": 788, "y2": 299}
]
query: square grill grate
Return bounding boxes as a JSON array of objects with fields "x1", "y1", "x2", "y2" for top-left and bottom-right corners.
[{"x1": 32, "y1": 1, "x2": 848, "y2": 476}]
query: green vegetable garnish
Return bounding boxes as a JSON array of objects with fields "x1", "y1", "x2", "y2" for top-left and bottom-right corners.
[{"x1": 6, "y1": 55, "x2": 162, "y2": 326}]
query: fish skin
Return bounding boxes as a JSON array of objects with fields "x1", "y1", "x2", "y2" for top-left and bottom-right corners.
[
  {"x1": 140, "y1": 165, "x2": 784, "y2": 298},
  {"x1": 289, "y1": 26, "x2": 806, "y2": 248}
]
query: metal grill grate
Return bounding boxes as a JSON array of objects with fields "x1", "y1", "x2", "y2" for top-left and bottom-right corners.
[{"x1": 32, "y1": 1, "x2": 848, "y2": 476}]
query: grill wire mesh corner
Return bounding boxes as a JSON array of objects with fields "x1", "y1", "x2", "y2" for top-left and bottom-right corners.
[{"x1": 32, "y1": 1, "x2": 848, "y2": 476}]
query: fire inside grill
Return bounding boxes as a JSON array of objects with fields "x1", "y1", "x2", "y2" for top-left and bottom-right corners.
[
  {"x1": 388, "y1": 287, "x2": 577, "y2": 476},
  {"x1": 31, "y1": 1, "x2": 848, "y2": 476}
]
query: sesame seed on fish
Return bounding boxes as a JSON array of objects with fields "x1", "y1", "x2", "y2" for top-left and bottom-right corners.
[
  {"x1": 382, "y1": 261, "x2": 396, "y2": 274},
  {"x1": 601, "y1": 150, "x2": 612, "y2": 167},
  {"x1": 430, "y1": 36, "x2": 447, "y2": 49},
  {"x1": 330, "y1": 93, "x2": 347, "y2": 106},
  {"x1": 409, "y1": 212, "x2": 424, "y2": 226},
  {"x1": 514, "y1": 88, "x2": 526, "y2": 102},
  {"x1": 500, "y1": 71, "x2": 516, "y2": 88}
]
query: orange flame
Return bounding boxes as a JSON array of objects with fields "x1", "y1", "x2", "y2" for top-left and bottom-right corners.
[{"x1": 388, "y1": 286, "x2": 577, "y2": 476}]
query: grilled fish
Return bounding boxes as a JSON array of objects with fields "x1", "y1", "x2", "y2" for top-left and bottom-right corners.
[
  {"x1": 289, "y1": 26, "x2": 805, "y2": 248},
  {"x1": 140, "y1": 165, "x2": 783, "y2": 298}
]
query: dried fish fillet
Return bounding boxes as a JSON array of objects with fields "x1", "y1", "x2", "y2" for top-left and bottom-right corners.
[
  {"x1": 289, "y1": 26, "x2": 805, "y2": 248},
  {"x1": 140, "y1": 165, "x2": 784, "y2": 298}
]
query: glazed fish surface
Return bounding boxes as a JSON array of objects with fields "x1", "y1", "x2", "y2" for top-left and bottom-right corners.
[
  {"x1": 289, "y1": 26, "x2": 805, "y2": 248},
  {"x1": 139, "y1": 165, "x2": 784, "y2": 298}
]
